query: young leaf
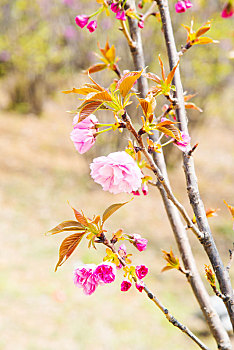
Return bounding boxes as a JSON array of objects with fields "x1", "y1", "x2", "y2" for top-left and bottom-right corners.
[
  {"x1": 143, "y1": 72, "x2": 161, "y2": 84},
  {"x1": 55, "y1": 232, "x2": 85, "y2": 271},
  {"x1": 102, "y1": 200, "x2": 131, "y2": 224},
  {"x1": 72, "y1": 207, "x2": 89, "y2": 227},
  {"x1": 86, "y1": 63, "x2": 107, "y2": 74},
  {"x1": 79, "y1": 101, "x2": 103, "y2": 122},
  {"x1": 62, "y1": 87, "x2": 98, "y2": 95},
  {"x1": 156, "y1": 121, "x2": 182, "y2": 141},
  {"x1": 46, "y1": 220, "x2": 85, "y2": 235},
  {"x1": 204, "y1": 264, "x2": 216, "y2": 287},
  {"x1": 116, "y1": 70, "x2": 143, "y2": 98}
]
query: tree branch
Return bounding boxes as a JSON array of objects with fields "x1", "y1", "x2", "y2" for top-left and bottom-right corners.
[
  {"x1": 155, "y1": 0, "x2": 234, "y2": 332},
  {"x1": 122, "y1": 1, "x2": 232, "y2": 348}
]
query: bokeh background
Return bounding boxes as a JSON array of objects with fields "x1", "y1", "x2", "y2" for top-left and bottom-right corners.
[{"x1": 0, "y1": 0, "x2": 233, "y2": 349}]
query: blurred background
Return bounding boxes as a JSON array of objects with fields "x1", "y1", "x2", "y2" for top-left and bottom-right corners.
[{"x1": 0, "y1": 0, "x2": 233, "y2": 349}]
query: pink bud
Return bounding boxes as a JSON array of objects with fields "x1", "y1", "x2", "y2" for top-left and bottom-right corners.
[
  {"x1": 136, "y1": 280, "x2": 144, "y2": 292},
  {"x1": 184, "y1": 0, "x2": 193, "y2": 9},
  {"x1": 138, "y1": 2, "x2": 143, "y2": 9},
  {"x1": 175, "y1": 1, "x2": 186, "y2": 13},
  {"x1": 136, "y1": 265, "x2": 148, "y2": 279},
  {"x1": 132, "y1": 233, "x2": 148, "y2": 252},
  {"x1": 142, "y1": 183, "x2": 148, "y2": 196},
  {"x1": 132, "y1": 190, "x2": 141, "y2": 196},
  {"x1": 110, "y1": 3, "x2": 119, "y2": 13},
  {"x1": 118, "y1": 244, "x2": 127, "y2": 255},
  {"x1": 138, "y1": 20, "x2": 144, "y2": 29},
  {"x1": 221, "y1": 2, "x2": 233, "y2": 18},
  {"x1": 116, "y1": 10, "x2": 126, "y2": 21},
  {"x1": 121, "y1": 279, "x2": 132, "y2": 291},
  {"x1": 75, "y1": 15, "x2": 89, "y2": 28},
  {"x1": 87, "y1": 20, "x2": 97, "y2": 33}
]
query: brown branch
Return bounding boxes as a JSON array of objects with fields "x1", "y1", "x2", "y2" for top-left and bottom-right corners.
[
  {"x1": 155, "y1": 0, "x2": 234, "y2": 332},
  {"x1": 122, "y1": 1, "x2": 232, "y2": 348},
  {"x1": 226, "y1": 243, "x2": 234, "y2": 273},
  {"x1": 104, "y1": 241, "x2": 210, "y2": 350}
]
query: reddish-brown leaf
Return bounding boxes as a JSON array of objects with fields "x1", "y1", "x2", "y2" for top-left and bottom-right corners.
[
  {"x1": 72, "y1": 207, "x2": 89, "y2": 226},
  {"x1": 156, "y1": 121, "x2": 182, "y2": 141},
  {"x1": 102, "y1": 200, "x2": 130, "y2": 224},
  {"x1": 195, "y1": 23, "x2": 211, "y2": 38},
  {"x1": 185, "y1": 102, "x2": 203, "y2": 112},
  {"x1": 79, "y1": 101, "x2": 103, "y2": 122},
  {"x1": 62, "y1": 87, "x2": 98, "y2": 95},
  {"x1": 116, "y1": 70, "x2": 143, "y2": 98},
  {"x1": 55, "y1": 232, "x2": 85, "y2": 271},
  {"x1": 158, "y1": 55, "x2": 166, "y2": 81},
  {"x1": 46, "y1": 220, "x2": 85, "y2": 235},
  {"x1": 165, "y1": 60, "x2": 179, "y2": 86},
  {"x1": 143, "y1": 72, "x2": 161, "y2": 84},
  {"x1": 161, "y1": 265, "x2": 174, "y2": 272},
  {"x1": 86, "y1": 63, "x2": 107, "y2": 74}
]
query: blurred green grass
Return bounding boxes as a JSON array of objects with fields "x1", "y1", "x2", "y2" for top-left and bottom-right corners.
[{"x1": 0, "y1": 97, "x2": 233, "y2": 349}]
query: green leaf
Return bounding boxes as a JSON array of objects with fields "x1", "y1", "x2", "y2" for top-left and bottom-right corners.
[{"x1": 102, "y1": 200, "x2": 131, "y2": 224}]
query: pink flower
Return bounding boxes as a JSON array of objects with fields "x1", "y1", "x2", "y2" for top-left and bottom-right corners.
[
  {"x1": 184, "y1": 0, "x2": 193, "y2": 9},
  {"x1": 73, "y1": 265, "x2": 99, "y2": 295},
  {"x1": 75, "y1": 15, "x2": 89, "y2": 28},
  {"x1": 110, "y1": 3, "x2": 119, "y2": 13},
  {"x1": 90, "y1": 151, "x2": 143, "y2": 194},
  {"x1": 175, "y1": 1, "x2": 186, "y2": 13},
  {"x1": 132, "y1": 233, "x2": 148, "y2": 252},
  {"x1": 116, "y1": 10, "x2": 126, "y2": 21},
  {"x1": 136, "y1": 265, "x2": 148, "y2": 279},
  {"x1": 95, "y1": 263, "x2": 116, "y2": 284},
  {"x1": 221, "y1": 2, "x2": 233, "y2": 18},
  {"x1": 136, "y1": 280, "x2": 144, "y2": 292},
  {"x1": 138, "y1": 20, "x2": 144, "y2": 29},
  {"x1": 121, "y1": 279, "x2": 132, "y2": 291},
  {"x1": 173, "y1": 131, "x2": 191, "y2": 152},
  {"x1": 142, "y1": 183, "x2": 148, "y2": 196},
  {"x1": 87, "y1": 20, "x2": 97, "y2": 33},
  {"x1": 70, "y1": 114, "x2": 98, "y2": 154}
]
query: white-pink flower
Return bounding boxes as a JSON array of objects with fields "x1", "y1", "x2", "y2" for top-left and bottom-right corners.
[
  {"x1": 90, "y1": 151, "x2": 143, "y2": 194},
  {"x1": 173, "y1": 131, "x2": 191, "y2": 152},
  {"x1": 70, "y1": 114, "x2": 98, "y2": 154}
]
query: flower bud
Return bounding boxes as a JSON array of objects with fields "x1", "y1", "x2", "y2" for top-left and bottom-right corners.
[{"x1": 75, "y1": 15, "x2": 89, "y2": 28}]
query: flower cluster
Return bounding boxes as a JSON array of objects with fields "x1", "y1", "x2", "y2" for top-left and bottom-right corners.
[
  {"x1": 121, "y1": 264, "x2": 149, "y2": 292},
  {"x1": 70, "y1": 114, "x2": 98, "y2": 154},
  {"x1": 74, "y1": 263, "x2": 116, "y2": 295},
  {"x1": 175, "y1": 0, "x2": 192, "y2": 13}
]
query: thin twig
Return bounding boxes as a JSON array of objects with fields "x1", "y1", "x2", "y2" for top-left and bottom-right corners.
[
  {"x1": 104, "y1": 240, "x2": 210, "y2": 350},
  {"x1": 119, "y1": 20, "x2": 136, "y2": 48}
]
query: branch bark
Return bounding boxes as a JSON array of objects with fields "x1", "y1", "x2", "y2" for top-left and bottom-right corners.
[
  {"x1": 155, "y1": 0, "x2": 234, "y2": 332},
  {"x1": 124, "y1": 0, "x2": 232, "y2": 348}
]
